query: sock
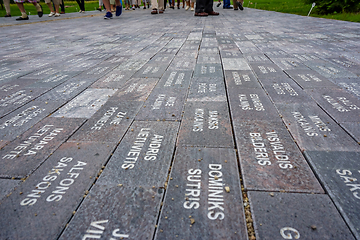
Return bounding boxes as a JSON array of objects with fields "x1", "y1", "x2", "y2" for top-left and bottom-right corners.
[
  {"x1": 21, "y1": 12, "x2": 28, "y2": 18},
  {"x1": 35, "y1": 3, "x2": 42, "y2": 12}
]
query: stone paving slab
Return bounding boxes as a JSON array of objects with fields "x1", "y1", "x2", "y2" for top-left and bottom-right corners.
[{"x1": 0, "y1": 6, "x2": 360, "y2": 240}]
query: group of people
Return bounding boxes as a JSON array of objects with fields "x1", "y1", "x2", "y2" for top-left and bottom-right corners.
[{"x1": 3, "y1": 0, "x2": 243, "y2": 21}]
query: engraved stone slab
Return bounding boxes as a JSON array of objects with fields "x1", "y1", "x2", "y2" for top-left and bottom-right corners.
[
  {"x1": 69, "y1": 100, "x2": 142, "y2": 143},
  {"x1": 169, "y1": 58, "x2": 197, "y2": 70},
  {"x1": 261, "y1": 77, "x2": 314, "y2": 104},
  {"x1": 0, "y1": 142, "x2": 113, "y2": 240},
  {"x1": 148, "y1": 54, "x2": 174, "y2": 65},
  {"x1": 305, "y1": 60, "x2": 358, "y2": 79},
  {"x1": 115, "y1": 59, "x2": 148, "y2": 72},
  {"x1": 132, "y1": 63, "x2": 168, "y2": 78},
  {"x1": 276, "y1": 103, "x2": 360, "y2": 151},
  {"x1": 60, "y1": 185, "x2": 162, "y2": 240},
  {"x1": 219, "y1": 49, "x2": 243, "y2": 58},
  {"x1": 0, "y1": 179, "x2": 20, "y2": 200},
  {"x1": 197, "y1": 54, "x2": 222, "y2": 64},
  {"x1": 305, "y1": 87, "x2": 360, "y2": 123},
  {"x1": 227, "y1": 88, "x2": 282, "y2": 123},
  {"x1": 156, "y1": 70, "x2": 192, "y2": 90},
  {"x1": 98, "y1": 121, "x2": 179, "y2": 187},
  {"x1": 244, "y1": 53, "x2": 271, "y2": 63},
  {"x1": 187, "y1": 77, "x2": 227, "y2": 102},
  {"x1": 193, "y1": 63, "x2": 223, "y2": 79},
  {"x1": 0, "y1": 117, "x2": 85, "y2": 178},
  {"x1": 0, "y1": 78, "x2": 38, "y2": 98},
  {"x1": 155, "y1": 147, "x2": 248, "y2": 240},
  {"x1": 20, "y1": 67, "x2": 59, "y2": 80},
  {"x1": 284, "y1": 69, "x2": 338, "y2": 89},
  {"x1": 111, "y1": 78, "x2": 159, "y2": 102},
  {"x1": 249, "y1": 63, "x2": 285, "y2": 80},
  {"x1": 234, "y1": 121, "x2": 324, "y2": 193},
  {"x1": 135, "y1": 88, "x2": 186, "y2": 121},
  {"x1": 248, "y1": 192, "x2": 355, "y2": 240},
  {"x1": 325, "y1": 56, "x2": 360, "y2": 76},
  {"x1": 199, "y1": 47, "x2": 219, "y2": 55},
  {"x1": 336, "y1": 80, "x2": 360, "y2": 99},
  {"x1": 236, "y1": 41, "x2": 261, "y2": 54},
  {"x1": 341, "y1": 122, "x2": 360, "y2": 143},
  {"x1": 304, "y1": 151, "x2": 360, "y2": 239},
  {"x1": 90, "y1": 70, "x2": 134, "y2": 89},
  {"x1": 0, "y1": 100, "x2": 60, "y2": 146},
  {"x1": 224, "y1": 70, "x2": 262, "y2": 89},
  {"x1": 221, "y1": 58, "x2": 251, "y2": 71},
  {"x1": 28, "y1": 72, "x2": 78, "y2": 90},
  {"x1": 177, "y1": 102, "x2": 234, "y2": 148},
  {"x1": 51, "y1": 88, "x2": 117, "y2": 119},
  {"x1": 270, "y1": 58, "x2": 308, "y2": 70},
  {"x1": 264, "y1": 50, "x2": 290, "y2": 58},
  {"x1": 158, "y1": 48, "x2": 179, "y2": 55}
]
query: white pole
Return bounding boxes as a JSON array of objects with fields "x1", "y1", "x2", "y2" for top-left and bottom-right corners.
[{"x1": 307, "y1": 2, "x2": 316, "y2": 16}]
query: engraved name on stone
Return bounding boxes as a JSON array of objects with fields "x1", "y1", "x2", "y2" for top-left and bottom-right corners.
[
  {"x1": 323, "y1": 95, "x2": 360, "y2": 112},
  {"x1": 336, "y1": 169, "x2": 360, "y2": 200},
  {"x1": 193, "y1": 109, "x2": 219, "y2": 132},
  {"x1": 82, "y1": 220, "x2": 129, "y2": 240},
  {"x1": 272, "y1": 83, "x2": 298, "y2": 96},
  {"x1": 164, "y1": 72, "x2": 185, "y2": 87},
  {"x1": 0, "y1": 106, "x2": 45, "y2": 130},
  {"x1": 291, "y1": 112, "x2": 331, "y2": 137},
  {"x1": 91, "y1": 107, "x2": 127, "y2": 130},
  {"x1": 239, "y1": 94, "x2": 265, "y2": 111}
]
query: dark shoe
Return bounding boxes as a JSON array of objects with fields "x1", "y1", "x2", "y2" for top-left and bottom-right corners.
[
  {"x1": 194, "y1": 12, "x2": 208, "y2": 16},
  {"x1": 216, "y1": 2, "x2": 221, "y2": 7},
  {"x1": 143, "y1": 6, "x2": 146, "y2": 9},
  {"x1": 170, "y1": 5, "x2": 174, "y2": 9},
  {"x1": 239, "y1": 2, "x2": 243, "y2": 10},
  {"x1": 104, "y1": 11, "x2": 113, "y2": 19},
  {"x1": 159, "y1": 9, "x2": 164, "y2": 13},
  {"x1": 151, "y1": 9, "x2": 158, "y2": 14},
  {"x1": 177, "y1": 5, "x2": 180, "y2": 9},
  {"x1": 234, "y1": 7, "x2": 238, "y2": 10},
  {"x1": 5, "y1": 14, "x2": 11, "y2": 17},
  {"x1": 116, "y1": 5, "x2": 122, "y2": 16},
  {"x1": 60, "y1": 11, "x2": 65, "y2": 14},
  {"x1": 37, "y1": 5, "x2": 43, "y2": 17},
  {"x1": 97, "y1": 7, "x2": 102, "y2": 11},
  {"x1": 207, "y1": 11, "x2": 219, "y2": 15},
  {"x1": 16, "y1": 16, "x2": 29, "y2": 20}
]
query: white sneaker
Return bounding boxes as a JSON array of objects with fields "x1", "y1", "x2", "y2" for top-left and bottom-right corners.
[
  {"x1": 54, "y1": 13, "x2": 60, "y2": 17},
  {"x1": 48, "y1": 12, "x2": 55, "y2": 17},
  {"x1": 185, "y1": 5, "x2": 189, "y2": 10},
  {"x1": 191, "y1": 7, "x2": 194, "y2": 10}
]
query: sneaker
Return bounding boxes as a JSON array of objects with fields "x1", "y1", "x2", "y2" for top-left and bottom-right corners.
[
  {"x1": 104, "y1": 11, "x2": 113, "y2": 19},
  {"x1": 37, "y1": 5, "x2": 43, "y2": 17},
  {"x1": 5, "y1": 14, "x2": 11, "y2": 17},
  {"x1": 48, "y1": 12, "x2": 55, "y2": 17},
  {"x1": 238, "y1": 2, "x2": 243, "y2": 10},
  {"x1": 97, "y1": 7, "x2": 102, "y2": 11},
  {"x1": 116, "y1": 5, "x2": 122, "y2": 16},
  {"x1": 191, "y1": 7, "x2": 194, "y2": 10},
  {"x1": 54, "y1": 12, "x2": 61, "y2": 17},
  {"x1": 132, "y1": 6, "x2": 135, "y2": 10},
  {"x1": 185, "y1": 5, "x2": 189, "y2": 10}
]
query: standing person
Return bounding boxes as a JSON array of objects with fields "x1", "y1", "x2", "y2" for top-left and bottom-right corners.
[
  {"x1": 150, "y1": 0, "x2": 163, "y2": 14},
  {"x1": 185, "y1": 0, "x2": 194, "y2": 10},
  {"x1": 60, "y1": 0, "x2": 65, "y2": 13},
  {"x1": 124, "y1": 0, "x2": 130, "y2": 9},
  {"x1": 233, "y1": 0, "x2": 243, "y2": 10},
  {"x1": 76, "y1": 0, "x2": 85, "y2": 12},
  {"x1": 46, "y1": 0, "x2": 61, "y2": 16},
  {"x1": 98, "y1": 0, "x2": 104, "y2": 11},
  {"x1": 4, "y1": 0, "x2": 11, "y2": 17},
  {"x1": 103, "y1": 0, "x2": 122, "y2": 19},
  {"x1": 194, "y1": 0, "x2": 218, "y2": 16},
  {"x1": 222, "y1": 0, "x2": 232, "y2": 9},
  {"x1": 14, "y1": 0, "x2": 43, "y2": 20}
]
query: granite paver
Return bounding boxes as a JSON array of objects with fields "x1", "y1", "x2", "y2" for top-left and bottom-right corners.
[{"x1": 0, "y1": 5, "x2": 360, "y2": 240}]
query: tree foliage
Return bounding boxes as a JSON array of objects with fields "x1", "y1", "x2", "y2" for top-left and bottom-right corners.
[{"x1": 304, "y1": 0, "x2": 360, "y2": 14}]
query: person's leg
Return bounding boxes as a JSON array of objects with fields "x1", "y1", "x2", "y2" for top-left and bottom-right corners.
[
  {"x1": 190, "y1": 0, "x2": 194, "y2": 10},
  {"x1": 194, "y1": 0, "x2": 207, "y2": 15},
  {"x1": 60, "y1": 0, "x2": 65, "y2": 13},
  {"x1": 158, "y1": 0, "x2": 163, "y2": 11},
  {"x1": 45, "y1": 0, "x2": 55, "y2": 14},
  {"x1": 4, "y1": 0, "x2": 11, "y2": 16}
]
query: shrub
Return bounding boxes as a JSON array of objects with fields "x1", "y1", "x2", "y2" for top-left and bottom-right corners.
[{"x1": 303, "y1": 0, "x2": 360, "y2": 14}]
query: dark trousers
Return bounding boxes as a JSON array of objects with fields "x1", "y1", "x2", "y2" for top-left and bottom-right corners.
[
  {"x1": 223, "y1": 0, "x2": 230, "y2": 8},
  {"x1": 60, "y1": 0, "x2": 65, "y2": 12},
  {"x1": 195, "y1": 0, "x2": 213, "y2": 13},
  {"x1": 76, "y1": 0, "x2": 85, "y2": 11}
]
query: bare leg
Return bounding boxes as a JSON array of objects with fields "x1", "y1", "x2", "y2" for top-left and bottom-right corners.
[
  {"x1": 47, "y1": 2, "x2": 54, "y2": 12},
  {"x1": 16, "y1": 3, "x2": 26, "y2": 12}
]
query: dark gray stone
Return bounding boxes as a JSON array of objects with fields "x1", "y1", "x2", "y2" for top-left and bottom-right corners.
[
  {"x1": 177, "y1": 102, "x2": 234, "y2": 148},
  {"x1": 276, "y1": 102, "x2": 360, "y2": 151},
  {"x1": 270, "y1": 58, "x2": 308, "y2": 70},
  {"x1": 284, "y1": 69, "x2": 338, "y2": 89},
  {"x1": 224, "y1": 70, "x2": 262, "y2": 89},
  {"x1": 90, "y1": 70, "x2": 134, "y2": 89},
  {"x1": 234, "y1": 120, "x2": 324, "y2": 193},
  {"x1": 305, "y1": 60, "x2": 358, "y2": 79},
  {"x1": 250, "y1": 62, "x2": 285, "y2": 80},
  {"x1": 156, "y1": 70, "x2": 192, "y2": 90},
  {"x1": 98, "y1": 121, "x2": 179, "y2": 187},
  {"x1": 334, "y1": 79, "x2": 360, "y2": 99},
  {"x1": 304, "y1": 151, "x2": 360, "y2": 239},
  {"x1": 219, "y1": 49, "x2": 243, "y2": 58},
  {"x1": 341, "y1": 122, "x2": 360, "y2": 143},
  {"x1": 243, "y1": 53, "x2": 271, "y2": 63},
  {"x1": 248, "y1": 191, "x2": 355, "y2": 240},
  {"x1": 169, "y1": 57, "x2": 197, "y2": 70},
  {"x1": 132, "y1": 63, "x2": 169, "y2": 78},
  {"x1": 0, "y1": 141, "x2": 114, "y2": 240},
  {"x1": 0, "y1": 178, "x2": 20, "y2": 200},
  {"x1": 0, "y1": 117, "x2": 85, "y2": 178},
  {"x1": 193, "y1": 63, "x2": 223, "y2": 79},
  {"x1": 155, "y1": 147, "x2": 248, "y2": 240},
  {"x1": 187, "y1": 77, "x2": 227, "y2": 102}
]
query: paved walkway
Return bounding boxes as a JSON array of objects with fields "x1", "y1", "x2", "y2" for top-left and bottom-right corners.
[{"x1": 0, "y1": 6, "x2": 360, "y2": 240}]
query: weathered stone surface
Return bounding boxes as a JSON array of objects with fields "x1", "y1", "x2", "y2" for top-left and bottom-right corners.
[
  {"x1": 132, "y1": 63, "x2": 168, "y2": 78},
  {"x1": 249, "y1": 62, "x2": 285, "y2": 80},
  {"x1": 305, "y1": 87, "x2": 360, "y2": 123},
  {"x1": 69, "y1": 100, "x2": 143, "y2": 143},
  {"x1": 111, "y1": 77, "x2": 159, "y2": 101},
  {"x1": 243, "y1": 53, "x2": 271, "y2": 63},
  {"x1": 177, "y1": 102, "x2": 234, "y2": 148},
  {"x1": 325, "y1": 56, "x2": 360, "y2": 76},
  {"x1": 305, "y1": 60, "x2": 358, "y2": 79},
  {"x1": 0, "y1": 117, "x2": 85, "y2": 178},
  {"x1": 187, "y1": 77, "x2": 227, "y2": 102},
  {"x1": 0, "y1": 178, "x2": 20, "y2": 200},
  {"x1": 197, "y1": 54, "x2": 222, "y2": 64},
  {"x1": 304, "y1": 151, "x2": 360, "y2": 239},
  {"x1": 60, "y1": 185, "x2": 162, "y2": 240},
  {"x1": 284, "y1": 69, "x2": 338, "y2": 89},
  {"x1": 227, "y1": 87, "x2": 282, "y2": 123},
  {"x1": 248, "y1": 191, "x2": 355, "y2": 240},
  {"x1": 234, "y1": 120, "x2": 324, "y2": 193},
  {"x1": 334, "y1": 79, "x2": 360, "y2": 99},
  {"x1": 98, "y1": 121, "x2": 179, "y2": 188},
  {"x1": 155, "y1": 147, "x2": 248, "y2": 240},
  {"x1": 169, "y1": 57, "x2": 197, "y2": 70},
  {"x1": 0, "y1": 141, "x2": 113, "y2": 240},
  {"x1": 90, "y1": 70, "x2": 134, "y2": 89},
  {"x1": 221, "y1": 58, "x2": 251, "y2": 71},
  {"x1": 156, "y1": 69, "x2": 192, "y2": 90},
  {"x1": 271, "y1": 57, "x2": 308, "y2": 70},
  {"x1": 224, "y1": 70, "x2": 262, "y2": 89},
  {"x1": 341, "y1": 122, "x2": 360, "y2": 143},
  {"x1": 193, "y1": 63, "x2": 223, "y2": 79}
]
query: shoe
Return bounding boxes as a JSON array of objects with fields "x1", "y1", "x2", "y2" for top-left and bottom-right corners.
[
  {"x1": 104, "y1": 11, "x2": 113, "y2": 19},
  {"x1": 48, "y1": 12, "x2": 55, "y2": 17},
  {"x1": 177, "y1": 5, "x2": 180, "y2": 9},
  {"x1": 132, "y1": 6, "x2": 135, "y2": 10},
  {"x1": 5, "y1": 14, "x2": 11, "y2": 17},
  {"x1": 185, "y1": 5, "x2": 189, "y2": 10},
  {"x1": 97, "y1": 7, "x2": 102, "y2": 11},
  {"x1": 54, "y1": 12, "x2": 61, "y2": 17},
  {"x1": 207, "y1": 11, "x2": 219, "y2": 15},
  {"x1": 191, "y1": 7, "x2": 194, "y2": 10},
  {"x1": 194, "y1": 12, "x2": 208, "y2": 16},
  {"x1": 37, "y1": 5, "x2": 43, "y2": 17},
  {"x1": 158, "y1": 9, "x2": 164, "y2": 13},
  {"x1": 151, "y1": 9, "x2": 158, "y2": 14},
  {"x1": 143, "y1": 6, "x2": 146, "y2": 9},
  {"x1": 16, "y1": 16, "x2": 29, "y2": 20},
  {"x1": 79, "y1": 10, "x2": 85, "y2": 13},
  {"x1": 170, "y1": 5, "x2": 174, "y2": 9},
  {"x1": 116, "y1": 5, "x2": 122, "y2": 16},
  {"x1": 136, "y1": 5, "x2": 139, "y2": 8},
  {"x1": 60, "y1": 11, "x2": 65, "y2": 14},
  {"x1": 216, "y1": 2, "x2": 221, "y2": 7},
  {"x1": 238, "y1": 2, "x2": 243, "y2": 10},
  {"x1": 234, "y1": 7, "x2": 238, "y2": 10}
]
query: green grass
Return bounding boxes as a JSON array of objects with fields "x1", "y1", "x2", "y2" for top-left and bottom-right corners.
[
  {"x1": 0, "y1": 1, "x2": 102, "y2": 17},
  {"x1": 243, "y1": 0, "x2": 360, "y2": 22}
]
